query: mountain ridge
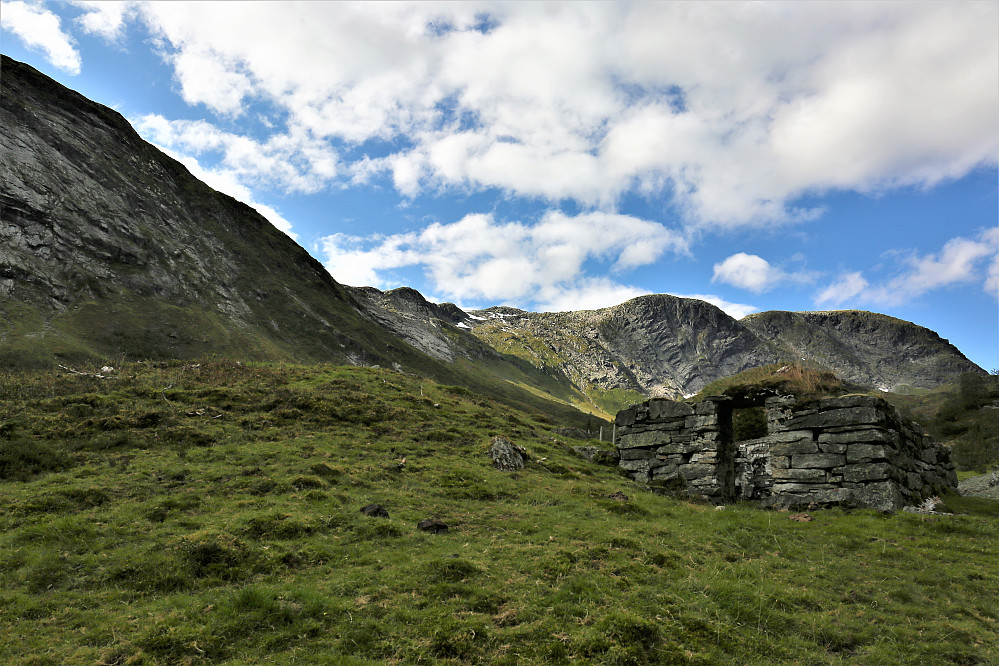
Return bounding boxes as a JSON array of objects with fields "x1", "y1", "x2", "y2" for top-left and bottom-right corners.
[{"x1": 0, "y1": 55, "x2": 984, "y2": 418}]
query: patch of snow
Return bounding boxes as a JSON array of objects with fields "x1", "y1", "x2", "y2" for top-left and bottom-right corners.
[
  {"x1": 456, "y1": 322, "x2": 471, "y2": 329},
  {"x1": 468, "y1": 315, "x2": 487, "y2": 321}
]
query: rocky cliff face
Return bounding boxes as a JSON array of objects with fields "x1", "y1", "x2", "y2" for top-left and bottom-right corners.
[
  {"x1": 0, "y1": 55, "x2": 453, "y2": 370},
  {"x1": 741, "y1": 310, "x2": 982, "y2": 392},
  {"x1": 462, "y1": 297, "x2": 983, "y2": 399},
  {"x1": 465, "y1": 295, "x2": 780, "y2": 398}
]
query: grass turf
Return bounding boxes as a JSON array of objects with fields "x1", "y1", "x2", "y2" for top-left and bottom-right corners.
[{"x1": 1, "y1": 361, "x2": 996, "y2": 664}]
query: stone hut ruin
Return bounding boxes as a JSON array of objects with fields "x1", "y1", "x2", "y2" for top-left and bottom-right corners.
[{"x1": 615, "y1": 394, "x2": 957, "y2": 511}]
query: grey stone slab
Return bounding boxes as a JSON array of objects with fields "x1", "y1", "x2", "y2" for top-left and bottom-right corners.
[
  {"x1": 619, "y1": 458, "x2": 651, "y2": 472},
  {"x1": 617, "y1": 430, "x2": 668, "y2": 450},
  {"x1": 651, "y1": 464, "x2": 681, "y2": 480},
  {"x1": 766, "y1": 430, "x2": 819, "y2": 442},
  {"x1": 695, "y1": 401, "x2": 719, "y2": 415},
  {"x1": 771, "y1": 482, "x2": 835, "y2": 493},
  {"x1": 616, "y1": 406, "x2": 639, "y2": 426},
  {"x1": 817, "y1": 396, "x2": 883, "y2": 411},
  {"x1": 656, "y1": 443, "x2": 700, "y2": 455},
  {"x1": 841, "y1": 462, "x2": 891, "y2": 483},
  {"x1": 819, "y1": 442, "x2": 848, "y2": 454},
  {"x1": 685, "y1": 414, "x2": 719, "y2": 430},
  {"x1": 785, "y1": 406, "x2": 886, "y2": 430},
  {"x1": 619, "y1": 448, "x2": 657, "y2": 460},
  {"x1": 649, "y1": 400, "x2": 694, "y2": 420},
  {"x1": 819, "y1": 428, "x2": 898, "y2": 446},
  {"x1": 772, "y1": 468, "x2": 827, "y2": 481},
  {"x1": 681, "y1": 464, "x2": 716, "y2": 481},
  {"x1": 846, "y1": 444, "x2": 889, "y2": 463},
  {"x1": 770, "y1": 439, "x2": 819, "y2": 456},
  {"x1": 792, "y1": 453, "x2": 846, "y2": 469},
  {"x1": 852, "y1": 481, "x2": 903, "y2": 512}
]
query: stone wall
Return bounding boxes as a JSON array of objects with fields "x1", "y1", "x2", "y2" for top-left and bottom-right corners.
[{"x1": 615, "y1": 394, "x2": 957, "y2": 511}]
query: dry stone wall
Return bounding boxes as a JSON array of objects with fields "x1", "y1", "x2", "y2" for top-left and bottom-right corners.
[{"x1": 615, "y1": 394, "x2": 957, "y2": 511}]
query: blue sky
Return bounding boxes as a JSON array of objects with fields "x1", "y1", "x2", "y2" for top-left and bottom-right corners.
[{"x1": 3, "y1": 1, "x2": 997, "y2": 371}]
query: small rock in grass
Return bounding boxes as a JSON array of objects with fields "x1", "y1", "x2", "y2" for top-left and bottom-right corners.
[
  {"x1": 788, "y1": 513, "x2": 812, "y2": 522},
  {"x1": 490, "y1": 436, "x2": 528, "y2": 471},
  {"x1": 360, "y1": 503, "x2": 389, "y2": 518},
  {"x1": 418, "y1": 518, "x2": 449, "y2": 534},
  {"x1": 607, "y1": 491, "x2": 629, "y2": 501}
]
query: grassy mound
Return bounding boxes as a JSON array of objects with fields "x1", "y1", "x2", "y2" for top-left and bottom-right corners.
[
  {"x1": 692, "y1": 363, "x2": 849, "y2": 402},
  {"x1": 1, "y1": 361, "x2": 997, "y2": 664}
]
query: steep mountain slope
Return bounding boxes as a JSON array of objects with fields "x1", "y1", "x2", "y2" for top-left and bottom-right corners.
[
  {"x1": 741, "y1": 310, "x2": 984, "y2": 392},
  {"x1": 1, "y1": 55, "x2": 396, "y2": 368},
  {"x1": 0, "y1": 56, "x2": 598, "y2": 423}
]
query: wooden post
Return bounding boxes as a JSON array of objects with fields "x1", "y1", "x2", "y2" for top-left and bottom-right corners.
[{"x1": 599, "y1": 425, "x2": 603, "y2": 442}]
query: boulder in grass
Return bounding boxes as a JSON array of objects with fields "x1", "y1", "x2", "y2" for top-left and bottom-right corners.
[
  {"x1": 489, "y1": 436, "x2": 528, "y2": 471},
  {"x1": 360, "y1": 503, "x2": 389, "y2": 518},
  {"x1": 418, "y1": 518, "x2": 449, "y2": 534}
]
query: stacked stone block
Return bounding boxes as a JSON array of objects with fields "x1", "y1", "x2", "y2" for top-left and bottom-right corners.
[
  {"x1": 616, "y1": 399, "x2": 730, "y2": 498},
  {"x1": 616, "y1": 394, "x2": 957, "y2": 511}
]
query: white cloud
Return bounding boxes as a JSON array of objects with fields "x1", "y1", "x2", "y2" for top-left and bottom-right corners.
[
  {"x1": 986, "y1": 244, "x2": 999, "y2": 299},
  {"x1": 711, "y1": 253, "x2": 814, "y2": 294},
  {"x1": 1, "y1": 0, "x2": 81, "y2": 74},
  {"x1": 815, "y1": 272, "x2": 870, "y2": 307},
  {"x1": 171, "y1": 46, "x2": 254, "y2": 115},
  {"x1": 533, "y1": 279, "x2": 650, "y2": 314},
  {"x1": 815, "y1": 229, "x2": 998, "y2": 307},
  {"x1": 319, "y1": 210, "x2": 687, "y2": 307},
  {"x1": 132, "y1": 114, "x2": 337, "y2": 194},
  {"x1": 112, "y1": 2, "x2": 996, "y2": 228},
  {"x1": 72, "y1": 1, "x2": 134, "y2": 41}
]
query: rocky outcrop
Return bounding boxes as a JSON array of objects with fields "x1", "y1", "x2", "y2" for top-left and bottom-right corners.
[
  {"x1": 467, "y1": 295, "x2": 780, "y2": 398},
  {"x1": 616, "y1": 394, "x2": 957, "y2": 511},
  {"x1": 347, "y1": 286, "x2": 498, "y2": 363},
  {"x1": 958, "y1": 468, "x2": 999, "y2": 499},
  {"x1": 0, "y1": 55, "x2": 394, "y2": 366},
  {"x1": 741, "y1": 311, "x2": 982, "y2": 392},
  {"x1": 466, "y1": 297, "x2": 982, "y2": 399}
]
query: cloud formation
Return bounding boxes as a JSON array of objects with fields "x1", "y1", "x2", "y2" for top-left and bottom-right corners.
[
  {"x1": 815, "y1": 229, "x2": 999, "y2": 307},
  {"x1": 82, "y1": 2, "x2": 998, "y2": 228},
  {"x1": 1, "y1": 0, "x2": 81, "y2": 74},
  {"x1": 712, "y1": 253, "x2": 814, "y2": 294},
  {"x1": 320, "y1": 211, "x2": 687, "y2": 310},
  {"x1": 134, "y1": 114, "x2": 338, "y2": 194}
]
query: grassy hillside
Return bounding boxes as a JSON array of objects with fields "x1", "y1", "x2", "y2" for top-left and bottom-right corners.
[
  {"x1": 884, "y1": 372, "x2": 999, "y2": 473},
  {"x1": 1, "y1": 361, "x2": 997, "y2": 664}
]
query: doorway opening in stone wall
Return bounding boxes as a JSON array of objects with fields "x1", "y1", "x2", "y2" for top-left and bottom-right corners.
[{"x1": 722, "y1": 400, "x2": 774, "y2": 501}]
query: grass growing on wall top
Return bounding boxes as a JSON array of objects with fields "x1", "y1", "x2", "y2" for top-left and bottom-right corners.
[{"x1": 1, "y1": 360, "x2": 997, "y2": 664}]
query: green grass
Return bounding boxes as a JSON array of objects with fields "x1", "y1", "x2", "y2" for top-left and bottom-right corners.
[
  {"x1": 1, "y1": 361, "x2": 997, "y2": 664},
  {"x1": 884, "y1": 373, "x2": 999, "y2": 473}
]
